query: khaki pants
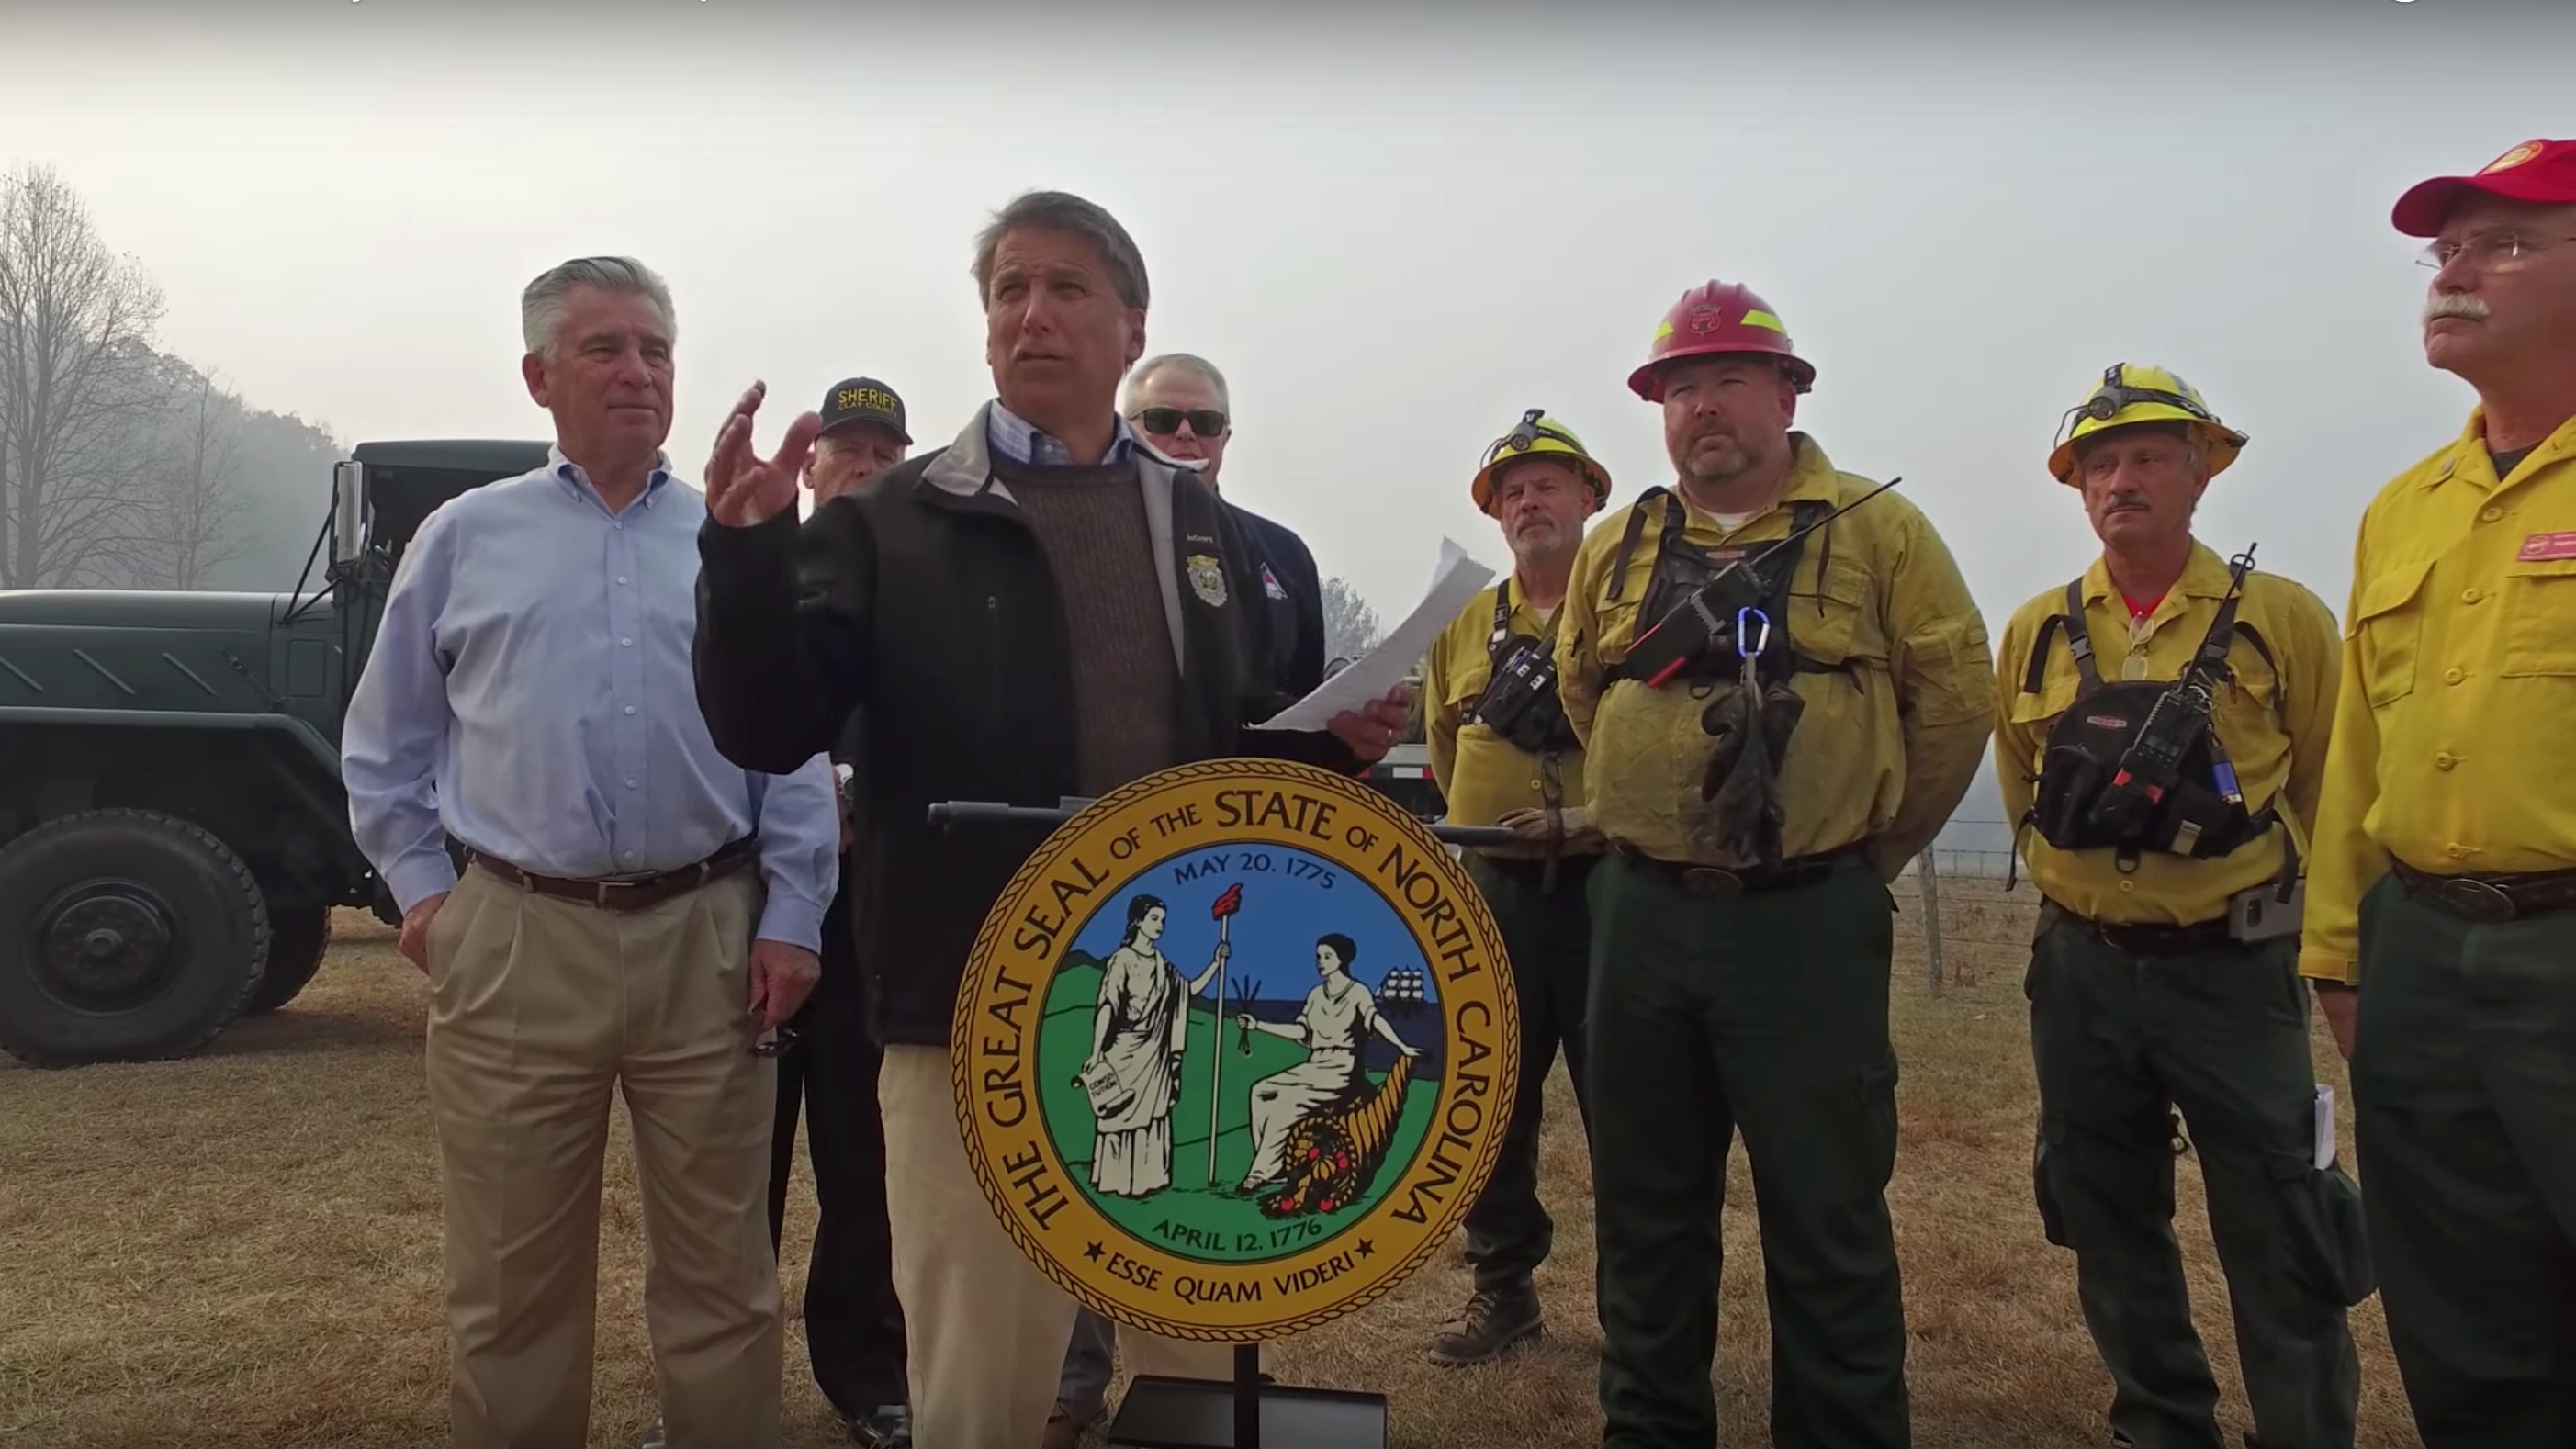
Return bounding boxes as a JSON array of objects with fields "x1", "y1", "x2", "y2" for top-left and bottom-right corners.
[
  {"x1": 423, "y1": 864, "x2": 782, "y2": 1449},
  {"x1": 878, "y1": 1044, "x2": 1231, "y2": 1448}
]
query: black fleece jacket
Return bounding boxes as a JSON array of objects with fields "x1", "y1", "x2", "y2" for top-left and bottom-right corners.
[{"x1": 692, "y1": 410, "x2": 1360, "y2": 1049}]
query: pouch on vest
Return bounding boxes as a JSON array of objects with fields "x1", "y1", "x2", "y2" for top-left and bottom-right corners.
[
  {"x1": 2014, "y1": 547, "x2": 2295, "y2": 892},
  {"x1": 1468, "y1": 578, "x2": 1580, "y2": 755},
  {"x1": 1607, "y1": 490, "x2": 1836, "y2": 691}
]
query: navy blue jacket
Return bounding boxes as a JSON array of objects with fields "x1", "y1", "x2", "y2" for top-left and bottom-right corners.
[{"x1": 1226, "y1": 499, "x2": 1326, "y2": 699}]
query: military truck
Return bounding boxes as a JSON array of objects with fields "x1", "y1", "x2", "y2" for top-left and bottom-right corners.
[
  {"x1": 1363, "y1": 742, "x2": 1444, "y2": 823},
  {"x1": 0, "y1": 440, "x2": 548, "y2": 1066},
  {"x1": 0, "y1": 452, "x2": 1453, "y2": 1068}
]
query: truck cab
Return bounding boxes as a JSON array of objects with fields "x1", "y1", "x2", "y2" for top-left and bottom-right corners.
[{"x1": 0, "y1": 440, "x2": 548, "y2": 1066}]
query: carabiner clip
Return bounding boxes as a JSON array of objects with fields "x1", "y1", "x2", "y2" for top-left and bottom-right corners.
[{"x1": 1735, "y1": 606, "x2": 1771, "y2": 659}]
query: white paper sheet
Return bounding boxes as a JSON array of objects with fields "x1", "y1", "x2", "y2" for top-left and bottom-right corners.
[{"x1": 1252, "y1": 536, "x2": 1495, "y2": 732}]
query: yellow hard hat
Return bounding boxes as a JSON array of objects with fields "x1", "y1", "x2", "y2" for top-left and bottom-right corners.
[
  {"x1": 2047, "y1": 363, "x2": 2248, "y2": 485},
  {"x1": 1471, "y1": 410, "x2": 1612, "y2": 515}
]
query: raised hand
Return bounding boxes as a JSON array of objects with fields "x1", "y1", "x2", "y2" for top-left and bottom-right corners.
[{"x1": 704, "y1": 380, "x2": 823, "y2": 528}]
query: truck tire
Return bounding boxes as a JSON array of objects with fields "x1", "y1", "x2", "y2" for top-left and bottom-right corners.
[
  {"x1": 0, "y1": 808, "x2": 271, "y2": 1067},
  {"x1": 244, "y1": 904, "x2": 329, "y2": 1015}
]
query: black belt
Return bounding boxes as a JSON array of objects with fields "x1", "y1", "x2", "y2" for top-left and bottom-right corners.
[
  {"x1": 468, "y1": 836, "x2": 760, "y2": 914},
  {"x1": 1610, "y1": 840, "x2": 1869, "y2": 901},
  {"x1": 2391, "y1": 859, "x2": 2576, "y2": 925},
  {"x1": 2042, "y1": 900, "x2": 2236, "y2": 956}
]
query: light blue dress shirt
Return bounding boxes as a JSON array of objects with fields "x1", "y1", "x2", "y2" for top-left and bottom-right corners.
[
  {"x1": 987, "y1": 401, "x2": 1139, "y2": 467},
  {"x1": 341, "y1": 448, "x2": 839, "y2": 952}
]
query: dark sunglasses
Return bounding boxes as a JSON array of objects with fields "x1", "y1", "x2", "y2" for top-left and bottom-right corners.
[{"x1": 1133, "y1": 407, "x2": 1229, "y2": 438}]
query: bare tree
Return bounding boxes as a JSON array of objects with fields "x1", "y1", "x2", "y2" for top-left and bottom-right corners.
[
  {"x1": 1319, "y1": 575, "x2": 1384, "y2": 664},
  {"x1": 0, "y1": 163, "x2": 168, "y2": 588},
  {"x1": 141, "y1": 367, "x2": 250, "y2": 588}
]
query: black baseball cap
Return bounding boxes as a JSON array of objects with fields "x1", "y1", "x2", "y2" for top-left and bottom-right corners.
[{"x1": 817, "y1": 376, "x2": 910, "y2": 444}]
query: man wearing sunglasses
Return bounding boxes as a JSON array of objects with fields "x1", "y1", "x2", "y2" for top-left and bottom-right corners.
[
  {"x1": 1041, "y1": 364, "x2": 1333, "y2": 1449},
  {"x1": 1993, "y1": 365, "x2": 2367, "y2": 1449},
  {"x1": 2304, "y1": 137, "x2": 2576, "y2": 1449},
  {"x1": 1126, "y1": 354, "x2": 1326, "y2": 699}
]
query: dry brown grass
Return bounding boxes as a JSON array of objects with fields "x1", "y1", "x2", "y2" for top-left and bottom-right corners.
[{"x1": 0, "y1": 887, "x2": 2418, "y2": 1448}]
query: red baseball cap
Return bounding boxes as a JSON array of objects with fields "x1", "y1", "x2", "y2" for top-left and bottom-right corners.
[{"x1": 2392, "y1": 138, "x2": 2576, "y2": 237}]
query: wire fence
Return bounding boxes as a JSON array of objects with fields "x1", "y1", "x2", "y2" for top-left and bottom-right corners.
[{"x1": 1895, "y1": 821, "x2": 2043, "y2": 994}]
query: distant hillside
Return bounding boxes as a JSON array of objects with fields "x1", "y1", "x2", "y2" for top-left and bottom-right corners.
[{"x1": 208, "y1": 398, "x2": 343, "y2": 591}]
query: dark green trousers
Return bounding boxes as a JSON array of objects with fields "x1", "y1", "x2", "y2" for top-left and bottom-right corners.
[
  {"x1": 1587, "y1": 850, "x2": 1908, "y2": 1449},
  {"x1": 1458, "y1": 850, "x2": 1597, "y2": 1297},
  {"x1": 2353, "y1": 875, "x2": 2576, "y2": 1449},
  {"x1": 2026, "y1": 905, "x2": 2368, "y2": 1449}
]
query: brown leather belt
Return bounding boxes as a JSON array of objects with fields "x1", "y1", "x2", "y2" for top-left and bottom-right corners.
[
  {"x1": 1611, "y1": 839, "x2": 1871, "y2": 901},
  {"x1": 2390, "y1": 858, "x2": 2576, "y2": 925},
  {"x1": 468, "y1": 836, "x2": 760, "y2": 914}
]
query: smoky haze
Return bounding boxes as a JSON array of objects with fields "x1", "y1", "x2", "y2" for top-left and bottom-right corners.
[{"x1": 6, "y1": 0, "x2": 2565, "y2": 845}]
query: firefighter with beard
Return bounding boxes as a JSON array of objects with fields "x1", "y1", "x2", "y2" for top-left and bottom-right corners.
[
  {"x1": 1556, "y1": 281, "x2": 1995, "y2": 1446},
  {"x1": 1418, "y1": 410, "x2": 1610, "y2": 1366},
  {"x1": 1995, "y1": 364, "x2": 2370, "y2": 1449}
]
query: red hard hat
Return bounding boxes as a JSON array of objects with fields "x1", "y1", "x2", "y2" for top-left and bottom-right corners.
[{"x1": 1627, "y1": 280, "x2": 1817, "y2": 401}]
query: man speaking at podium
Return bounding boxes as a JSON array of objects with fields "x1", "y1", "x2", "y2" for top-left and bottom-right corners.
[{"x1": 687, "y1": 189, "x2": 1408, "y2": 1448}]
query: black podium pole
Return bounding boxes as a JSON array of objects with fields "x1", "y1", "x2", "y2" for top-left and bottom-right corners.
[
  {"x1": 1235, "y1": 1345, "x2": 1261, "y2": 1449},
  {"x1": 1107, "y1": 1343, "x2": 1395, "y2": 1449}
]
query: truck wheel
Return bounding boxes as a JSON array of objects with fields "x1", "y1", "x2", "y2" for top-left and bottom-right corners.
[
  {"x1": 0, "y1": 809, "x2": 271, "y2": 1067},
  {"x1": 244, "y1": 904, "x2": 330, "y2": 1015}
]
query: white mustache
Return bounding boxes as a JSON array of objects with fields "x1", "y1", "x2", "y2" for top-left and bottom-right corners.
[{"x1": 2424, "y1": 293, "x2": 2489, "y2": 323}]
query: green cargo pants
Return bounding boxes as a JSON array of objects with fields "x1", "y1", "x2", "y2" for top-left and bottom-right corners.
[
  {"x1": 2026, "y1": 904, "x2": 2369, "y2": 1449},
  {"x1": 2352, "y1": 874, "x2": 2576, "y2": 1449},
  {"x1": 1587, "y1": 848, "x2": 1908, "y2": 1449},
  {"x1": 1457, "y1": 851, "x2": 1596, "y2": 1297}
]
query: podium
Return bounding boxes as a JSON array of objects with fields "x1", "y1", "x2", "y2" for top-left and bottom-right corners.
[
  {"x1": 934, "y1": 764, "x2": 1521, "y2": 1449},
  {"x1": 1112, "y1": 1345, "x2": 1398, "y2": 1449}
]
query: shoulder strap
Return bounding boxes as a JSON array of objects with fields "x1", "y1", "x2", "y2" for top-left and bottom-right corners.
[
  {"x1": 2060, "y1": 578, "x2": 2100, "y2": 690},
  {"x1": 2018, "y1": 578, "x2": 2102, "y2": 697},
  {"x1": 2230, "y1": 620, "x2": 2281, "y2": 714},
  {"x1": 1604, "y1": 489, "x2": 1682, "y2": 603},
  {"x1": 1792, "y1": 499, "x2": 1831, "y2": 619}
]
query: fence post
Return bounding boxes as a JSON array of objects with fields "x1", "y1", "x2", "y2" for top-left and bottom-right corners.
[{"x1": 1918, "y1": 849, "x2": 1946, "y2": 997}]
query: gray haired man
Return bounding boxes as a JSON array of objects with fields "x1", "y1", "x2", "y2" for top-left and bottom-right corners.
[{"x1": 343, "y1": 255, "x2": 841, "y2": 1449}]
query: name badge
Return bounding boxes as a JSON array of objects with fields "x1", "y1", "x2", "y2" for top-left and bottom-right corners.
[{"x1": 2518, "y1": 532, "x2": 2576, "y2": 563}]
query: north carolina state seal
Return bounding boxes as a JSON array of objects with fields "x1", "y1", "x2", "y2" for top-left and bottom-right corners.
[{"x1": 951, "y1": 758, "x2": 1519, "y2": 1342}]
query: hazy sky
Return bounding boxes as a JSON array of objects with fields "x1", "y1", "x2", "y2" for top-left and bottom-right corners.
[{"x1": 6, "y1": 0, "x2": 2570, "y2": 636}]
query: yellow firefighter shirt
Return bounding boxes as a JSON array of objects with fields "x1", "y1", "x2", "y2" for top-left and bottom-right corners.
[
  {"x1": 1555, "y1": 433, "x2": 1997, "y2": 875},
  {"x1": 1423, "y1": 579, "x2": 1592, "y2": 859},
  {"x1": 2302, "y1": 410, "x2": 2576, "y2": 985},
  {"x1": 1993, "y1": 543, "x2": 2341, "y2": 927}
]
